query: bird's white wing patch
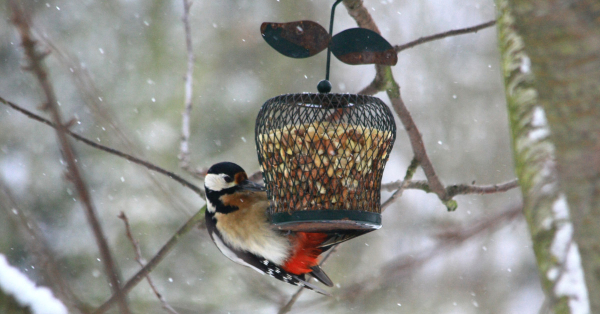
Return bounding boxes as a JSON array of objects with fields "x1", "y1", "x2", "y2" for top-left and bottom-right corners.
[{"x1": 212, "y1": 232, "x2": 265, "y2": 275}]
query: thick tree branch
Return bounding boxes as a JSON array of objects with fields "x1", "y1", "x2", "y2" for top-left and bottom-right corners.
[
  {"x1": 0, "y1": 96, "x2": 205, "y2": 199},
  {"x1": 9, "y1": 3, "x2": 129, "y2": 313},
  {"x1": 496, "y1": 1, "x2": 591, "y2": 311}
]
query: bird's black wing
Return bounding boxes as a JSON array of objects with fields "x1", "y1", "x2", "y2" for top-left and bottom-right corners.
[{"x1": 205, "y1": 211, "x2": 331, "y2": 296}]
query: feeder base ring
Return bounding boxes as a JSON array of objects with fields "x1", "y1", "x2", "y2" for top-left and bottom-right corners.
[{"x1": 270, "y1": 210, "x2": 381, "y2": 233}]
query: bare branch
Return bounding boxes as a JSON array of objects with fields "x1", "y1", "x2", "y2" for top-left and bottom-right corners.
[
  {"x1": 9, "y1": 3, "x2": 129, "y2": 313},
  {"x1": 0, "y1": 96, "x2": 206, "y2": 199},
  {"x1": 340, "y1": 205, "x2": 522, "y2": 298},
  {"x1": 277, "y1": 287, "x2": 305, "y2": 314},
  {"x1": 382, "y1": 179, "x2": 520, "y2": 197},
  {"x1": 177, "y1": 0, "x2": 207, "y2": 179},
  {"x1": 389, "y1": 94, "x2": 451, "y2": 205},
  {"x1": 381, "y1": 157, "x2": 419, "y2": 211},
  {"x1": 38, "y1": 34, "x2": 195, "y2": 215},
  {"x1": 119, "y1": 212, "x2": 179, "y2": 314},
  {"x1": 343, "y1": 0, "x2": 452, "y2": 209},
  {"x1": 94, "y1": 205, "x2": 206, "y2": 314},
  {"x1": 395, "y1": 20, "x2": 496, "y2": 53}
]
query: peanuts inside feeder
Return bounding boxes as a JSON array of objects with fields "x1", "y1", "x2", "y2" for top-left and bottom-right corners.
[{"x1": 255, "y1": 93, "x2": 396, "y2": 233}]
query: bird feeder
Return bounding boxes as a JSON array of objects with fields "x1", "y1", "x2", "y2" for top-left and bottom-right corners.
[
  {"x1": 255, "y1": 0, "x2": 398, "y2": 233},
  {"x1": 255, "y1": 93, "x2": 396, "y2": 232}
]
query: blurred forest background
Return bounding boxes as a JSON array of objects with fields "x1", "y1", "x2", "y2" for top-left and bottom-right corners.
[{"x1": 0, "y1": 0, "x2": 538, "y2": 313}]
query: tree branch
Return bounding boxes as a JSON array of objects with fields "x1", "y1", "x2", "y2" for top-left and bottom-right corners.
[
  {"x1": 118, "y1": 212, "x2": 179, "y2": 314},
  {"x1": 340, "y1": 205, "x2": 522, "y2": 298},
  {"x1": 394, "y1": 20, "x2": 496, "y2": 53},
  {"x1": 93, "y1": 205, "x2": 206, "y2": 314},
  {"x1": 0, "y1": 96, "x2": 205, "y2": 199},
  {"x1": 381, "y1": 157, "x2": 419, "y2": 211},
  {"x1": 381, "y1": 178, "x2": 519, "y2": 197},
  {"x1": 178, "y1": 0, "x2": 206, "y2": 179},
  {"x1": 9, "y1": 3, "x2": 129, "y2": 313},
  {"x1": 343, "y1": 0, "x2": 452, "y2": 209}
]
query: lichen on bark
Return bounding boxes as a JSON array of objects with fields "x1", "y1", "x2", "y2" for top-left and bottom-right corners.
[{"x1": 495, "y1": 1, "x2": 590, "y2": 313}]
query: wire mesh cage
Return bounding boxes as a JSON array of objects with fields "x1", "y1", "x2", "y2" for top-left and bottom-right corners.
[{"x1": 255, "y1": 93, "x2": 396, "y2": 232}]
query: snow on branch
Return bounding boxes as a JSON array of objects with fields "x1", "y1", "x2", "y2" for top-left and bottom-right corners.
[{"x1": 0, "y1": 254, "x2": 67, "y2": 314}]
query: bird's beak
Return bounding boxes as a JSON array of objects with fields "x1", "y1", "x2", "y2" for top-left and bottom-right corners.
[{"x1": 239, "y1": 179, "x2": 265, "y2": 192}]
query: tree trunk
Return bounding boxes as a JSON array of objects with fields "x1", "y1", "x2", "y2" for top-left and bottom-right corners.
[{"x1": 495, "y1": 0, "x2": 594, "y2": 313}]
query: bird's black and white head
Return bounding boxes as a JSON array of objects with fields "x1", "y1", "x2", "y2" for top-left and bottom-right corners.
[{"x1": 204, "y1": 162, "x2": 263, "y2": 214}]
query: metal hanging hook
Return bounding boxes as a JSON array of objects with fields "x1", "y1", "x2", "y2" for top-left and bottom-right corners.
[{"x1": 317, "y1": 0, "x2": 343, "y2": 93}]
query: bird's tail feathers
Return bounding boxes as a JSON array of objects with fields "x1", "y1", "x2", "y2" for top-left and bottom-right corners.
[
  {"x1": 309, "y1": 265, "x2": 333, "y2": 287},
  {"x1": 294, "y1": 275, "x2": 332, "y2": 297}
]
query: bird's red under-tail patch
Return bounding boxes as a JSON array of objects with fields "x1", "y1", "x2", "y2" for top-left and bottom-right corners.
[{"x1": 283, "y1": 232, "x2": 328, "y2": 275}]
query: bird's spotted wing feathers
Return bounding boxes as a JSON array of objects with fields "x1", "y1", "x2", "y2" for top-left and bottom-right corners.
[{"x1": 206, "y1": 212, "x2": 330, "y2": 296}]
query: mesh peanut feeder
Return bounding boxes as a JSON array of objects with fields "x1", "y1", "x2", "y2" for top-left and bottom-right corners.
[
  {"x1": 256, "y1": 0, "x2": 398, "y2": 232},
  {"x1": 255, "y1": 93, "x2": 396, "y2": 232}
]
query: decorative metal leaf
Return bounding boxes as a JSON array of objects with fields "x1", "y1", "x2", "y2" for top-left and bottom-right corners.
[
  {"x1": 261, "y1": 21, "x2": 331, "y2": 58},
  {"x1": 331, "y1": 28, "x2": 398, "y2": 65}
]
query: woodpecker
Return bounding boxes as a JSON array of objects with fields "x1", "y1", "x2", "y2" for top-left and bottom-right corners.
[{"x1": 204, "y1": 161, "x2": 339, "y2": 295}]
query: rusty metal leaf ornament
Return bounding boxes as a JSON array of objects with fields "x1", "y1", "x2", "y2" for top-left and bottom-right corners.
[
  {"x1": 261, "y1": 21, "x2": 331, "y2": 58},
  {"x1": 330, "y1": 28, "x2": 398, "y2": 65}
]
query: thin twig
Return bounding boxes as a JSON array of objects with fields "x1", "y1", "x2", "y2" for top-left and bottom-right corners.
[
  {"x1": 93, "y1": 205, "x2": 206, "y2": 314},
  {"x1": 277, "y1": 286, "x2": 305, "y2": 314},
  {"x1": 119, "y1": 212, "x2": 179, "y2": 314},
  {"x1": 395, "y1": 20, "x2": 496, "y2": 53},
  {"x1": 0, "y1": 96, "x2": 206, "y2": 199},
  {"x1": 341, "y1": 205, "x2": 522, "y2": 298},
  {"x1": 178, "y1": 0, "x2": 207, "y2": 179},
  {"x1": 9, "y1": 3, "x2": 130, "y2": 313},
  {"x1": 381, "y1": 179, "x2": 520, "y2": 197},
  {"x1": 381, "y1": 157, "x2": 419, "y2": 211},
  {"x1": 38, "y1": 34, "x2": 192, "y2": 215},
  {"x1": 278, "y1": 246, "x2": 339, "y2": 314}
]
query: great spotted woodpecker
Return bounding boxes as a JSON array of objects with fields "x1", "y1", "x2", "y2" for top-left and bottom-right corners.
[{"x1": 204, "y1": 162, "x2": 339, "y2": 295}]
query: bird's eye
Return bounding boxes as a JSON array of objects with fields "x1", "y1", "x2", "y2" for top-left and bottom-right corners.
[{"x1": 224, "y1": 175, "x2": 233, "y2": 183}]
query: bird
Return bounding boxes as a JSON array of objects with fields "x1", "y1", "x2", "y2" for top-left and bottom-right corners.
[{"x1": 203, "y1": 161, "x2": 341, "y2": 295}]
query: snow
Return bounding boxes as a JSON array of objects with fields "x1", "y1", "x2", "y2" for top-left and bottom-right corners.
[
  {"x1": 528, "y1": 106, "x2": 551, "y2": 140},
  {"x1": 547, "y1": 195, "x2": 590, "y2": 314},
  {"x1": 555, "y1": 244, "x2": 590, "y2": 314},
  {"x1": 520, "y1": 55, "x2": 531, "y2": 73},
  {"x1": 552, "y1": 194, "x2": 569, "y2": 220},
  {"x1": 0, "y1": 254, "x2": 68, "y2": 314},
  {"x1": 550, "y1": 223, "x2": 572, "y2": 259},
  {"x1": 531, "y1": 106, "x2": 547, "y2": 127}
]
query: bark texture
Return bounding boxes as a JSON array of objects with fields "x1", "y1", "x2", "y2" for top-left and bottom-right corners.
[
  {"x1": 504, "y1": 1, "x2": 600, "y2": 312},
  {"x1": 496, "y1": 0, "x2": 591, "y2": 313}
]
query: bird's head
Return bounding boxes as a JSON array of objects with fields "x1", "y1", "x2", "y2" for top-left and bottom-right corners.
[{"x1": 204, "y1": 162, "x2": 264, "y2": 213}]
